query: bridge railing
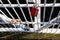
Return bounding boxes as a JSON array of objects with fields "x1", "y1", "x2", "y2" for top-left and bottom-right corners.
[{"x1": 0, "y1": 0, "x2": 60, "y2": 34}]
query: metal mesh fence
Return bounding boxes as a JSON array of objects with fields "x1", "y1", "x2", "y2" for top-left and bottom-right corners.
[{"x1": 0, "y1": 0, "x2": 60, "y2": 34}]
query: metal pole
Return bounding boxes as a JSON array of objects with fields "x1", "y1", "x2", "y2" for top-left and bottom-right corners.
[{"x1": 34, "y1": 0, "x2": 41, "y2": 31}]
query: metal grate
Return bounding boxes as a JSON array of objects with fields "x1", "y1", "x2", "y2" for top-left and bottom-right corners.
[{"x1": 0, "y1": 0, "x2": 60, "y2": 34}]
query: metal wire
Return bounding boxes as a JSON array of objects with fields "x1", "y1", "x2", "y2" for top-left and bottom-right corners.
[
  {"x1": 33, "y1": 0, "x2": 39, "y2": 29},
  {"x1": 0, "y1": 10, "x2": 15, "y2": 32},
  {"x1": 44, "y1": 0, "x2": 57, "y2": 33},
  {"x1": 35, "y1": 0, "x2": 40, "y2": 32},
  {"x1": 0, "y1": 0, "x2": 59, "y2": 33},
  {"x1": 25, "y1": 0, "x2": 35, "y2": 32},
  {"x1": 42, "y1": 0, "x2": 47, "y2": 33},
  {"x1": 16, "y1": 0, "x2": 30, "y2": 28},
  {"x1": 0, "y1": 3, "x2": 60, "y2": 7},
  {"x1": 7, "y1": 0, "x2": 24, "y2": 32},
  {"x1": 54, "y1": 11, "x2": 60, "y2": 33},
  {"x1": 48, "y1": 0, "x2": 57, "y2": 33},
  {"x1": 0, "y1": 0, "x2": 19, "y2": 31},
  {"x1": 7, "y1": 0, "x2": 22, "y2": 23}
]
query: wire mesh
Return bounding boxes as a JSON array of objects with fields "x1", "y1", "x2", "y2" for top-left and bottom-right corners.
[{"x1": 0, "y1": 0, "x2": 60, "y2": 34}]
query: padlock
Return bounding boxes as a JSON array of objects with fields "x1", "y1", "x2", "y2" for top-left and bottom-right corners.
[{"x1": 31, "y1": 7, "x2": 39, "y2": 16}]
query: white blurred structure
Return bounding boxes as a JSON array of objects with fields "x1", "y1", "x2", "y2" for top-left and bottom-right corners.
[
  {"x1": 0, "y1": 0, "x2": 60, "y2": 34},
  {"x1": 28, "y1": 0, "x2": 35, "y2": 2}
]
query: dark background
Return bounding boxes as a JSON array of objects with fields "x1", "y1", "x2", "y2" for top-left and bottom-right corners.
[{"x1": 0, "y1": 0, "x2": 60, "y2": 28}]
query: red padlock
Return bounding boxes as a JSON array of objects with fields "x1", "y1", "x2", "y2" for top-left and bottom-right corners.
[{"x1": 31, "y1": 7, "x2": 39, "y2": 16}]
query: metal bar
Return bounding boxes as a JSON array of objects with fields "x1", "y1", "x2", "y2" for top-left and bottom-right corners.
[
  {"x1": 0, "y1": 28, "x2": 33, "y2": 32},
  {"x1": 0, "y1": 10, "x2": 15, "y2": 32},
  {"x1": 7, "y1": 0, "x2": 22, "y2": 23},
  {"x1": 0, "y1": 22, "x2": 58, "y2": 25},
  {"x1": 0, "y1": 0, "x2": 16, "y2": 28},
  {"x1": 0, "y1": 0, "x2": 20, "y2": 32},
  {"x1": 49, "y1": 0, "x2": 56, "y2": 22},
  {"x1": 26, "y1": 0, "x2": 35, "y2": 32},
  {"x1": 48, "y1": 0, "x2": 57, "y2": 33},
  {"x1": 34, "y1": 0, "x2": 40, "y2": 31},
  {"x1": 42, "y1": 0, "x2": 46, "y2": 32},
  {"x1": 0, "y1": 28, "x2": 18, "y2": 32},
  {"x1": 26, "y1": 0, "x2": 34, "y2": 25},
  {"x1": 0, "y1": 28, "x2": 60, "y2": 34},
  {"x1": 43, "y1": 0, "x2": 46, "y2": 25},
  {"x1": 0, "y1": 3, "x2": 60, "y2": 7},
  {"x1": 16, "y1": 0, "x2": 30, "y2": 28},
  {"x1": 54, "y1": 11, "x2": 60, "y2": 33},
  {"x1": 43, "y1": 0, "x2": 57, "y2": 33}
]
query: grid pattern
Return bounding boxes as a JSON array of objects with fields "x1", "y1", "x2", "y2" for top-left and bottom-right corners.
[{"x1": 0, "y1": 0, "x2": 60, "y2": 34}]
